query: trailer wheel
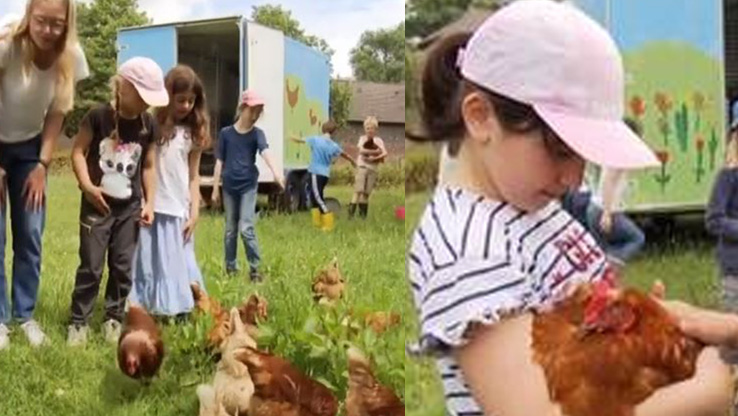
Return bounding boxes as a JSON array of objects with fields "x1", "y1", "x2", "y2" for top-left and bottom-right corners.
[
  {"x1": 282, "y1": 172, "x2": 303, "y2": 213},
  {"x1": 300, "y1": 174, "x2": 312, "y2": 211}
]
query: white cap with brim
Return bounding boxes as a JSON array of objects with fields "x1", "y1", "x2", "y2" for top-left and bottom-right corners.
[
  {"x1": 458, "y1": 0, "x2": 660, "y2": 169},
  {"x1": 118, "y1": 57, "x2": 169, "y2": 107}
]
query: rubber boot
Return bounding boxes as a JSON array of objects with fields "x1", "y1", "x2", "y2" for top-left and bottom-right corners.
[
  {"x1": 359, "y1": 203, "x2": 368, "y2": 219},
  {"x1": 311, "y1": 208, "x2": 322, "y2": 228},
  {"x1": 348, "y1": 203, "x2": 357, "y2": 219},
  {"x1": 321, "y1": 212, "x2": 335, "y2": 231}
]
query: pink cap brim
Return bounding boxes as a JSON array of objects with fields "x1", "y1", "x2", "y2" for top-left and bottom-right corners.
[
  {"x1": 138, "y1": 87, "x2": 170, "y2": 107},
  {"x1": 243, "y1": 99, "x2": 264, "y2": 107},
  {"x1": 535, "y1": 105, "x2": 660, "y2": 169}
]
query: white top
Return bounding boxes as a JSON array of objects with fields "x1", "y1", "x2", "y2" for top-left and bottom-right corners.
[
  {"x1": 155, "y1": 126, "x2": 193, "y2": 218},
  {"x1": 0, "y1": 27, "x2": 89, "y2": 143},
  {"x1": 591, "y1": 167, "x2": 629, "y2": 213},
  {"x1": 407, "y1": 186, "x2": 608, "y2": 415},
  {"x1": 357, "y1": 135, "x2": 386, "y2": 172}
]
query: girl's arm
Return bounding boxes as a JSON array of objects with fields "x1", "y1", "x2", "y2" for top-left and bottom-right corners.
[
  {"x1": 140, "y1": 144, "x2": 157, "y2": 226},
  {"x1": 290, "y1": 134, "x2": 306, "y2": 144},
  {"x1": 72, "y1": 120, "x2": 109, "y2": 215},
  {"x1": 24, "y1": 110, "x2": 65, "y2": 211},
  {"x1": 457, "y1": 314, "x2": 734, "y2": 416},
  {"x1": 260, "y1": 149, "x2": 285, "y2": 190},
  {"x1": 184, "y1": 148, "x2": 203, "y2": 240},
  {"x1": 212, "y1": 159, "x2": 223, "y2": 205}
]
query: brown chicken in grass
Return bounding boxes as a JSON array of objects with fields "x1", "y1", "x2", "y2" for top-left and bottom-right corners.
[
  {"x1": 191, "y1": 284, "x2": 267, "y2": 348},
  {"x1": 312, "y1": 259, "x2": 345, "y2": 305},
  {"x1": 531, "y1": 278, "x2": 703, "y2": 416},
  {"x1": 363, "y1": 312, "x2": 401, "y2": 335},
  {"x1": 346, "y1": 347, "x2": 404, "y2": 416},
  {"x1": 118, "y1": 304, "x2": 165, "y2": 380},
  {"x1": 235, "y1": 347, "x2": 339, "y2": 416},
  {"x1": 238, "y1": 293, "x2": 268, "y2": 327}
]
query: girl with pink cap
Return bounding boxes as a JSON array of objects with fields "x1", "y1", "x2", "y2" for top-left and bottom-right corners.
[
  {"x1": 407, "y1": 0, "x2": 737, "y2": 414},
  {"x1": 66, "y1": 56, "x2": 167, "y2": 347},
  {"x1": 211, "y1": 89, "x2": 285, "y2": 282}
]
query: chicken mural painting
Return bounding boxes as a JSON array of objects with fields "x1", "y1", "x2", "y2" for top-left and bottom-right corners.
[
  {"x1": 284, "y1": 38, "x2": 329, "y2": 167},
  {"x1": 571, "y1": 0, "x2": 726, "y2": 212}
]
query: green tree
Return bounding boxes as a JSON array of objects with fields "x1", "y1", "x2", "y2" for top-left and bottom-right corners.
[
  {"x1": 66, "y1": 0, "x2": 149, "y2": 136},
  {"x1": 350, "y1": 23, "x2": 404, "y2": 84},
  {"x1": 329, "y1": 80, "x2": 352, "y2": 128},
  {"x1": 406, "y1": 47, "x2": 416, "y2": 109},
  {"x1": 405, "y1": 0, "x2": 498, "y2": 39},
  {"x1": 251, "y1": 5, "x2": 334, "y2": 62}
]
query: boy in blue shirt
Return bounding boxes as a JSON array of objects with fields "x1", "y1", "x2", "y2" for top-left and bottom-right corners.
[{"x1": 291, "y1": 120, "x2": 356, "y2": 231}]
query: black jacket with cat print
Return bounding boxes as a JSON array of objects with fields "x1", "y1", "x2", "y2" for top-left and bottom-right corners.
[{"x1": 80, "y1": 103, "x2": 157, "y2": 202}]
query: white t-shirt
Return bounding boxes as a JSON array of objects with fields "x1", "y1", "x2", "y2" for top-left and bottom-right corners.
[
  {"x1": 0, "y1": 28, "x2": 89, "y2": 144},
  {"x1": 357, "y1": 135, "x2": 385, "y2": 171},
  {"x1": 155, "y1": 126, "x2": 193, "y2": 218},
  {"x1": 407, "y1": 186, "x2": 609, "y2": 415}
]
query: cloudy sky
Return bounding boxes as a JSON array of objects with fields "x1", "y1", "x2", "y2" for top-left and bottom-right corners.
[{"x1": 0, "y1": 0, "x2": 404, "y2": 78}]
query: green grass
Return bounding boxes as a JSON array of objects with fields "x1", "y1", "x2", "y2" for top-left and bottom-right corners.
[
  {"x1": 405, "y1": 191, "x2": 724, "y2": 416},
  {"x1": 0, "y1": 173, "x2": 406, "y2": 415}
]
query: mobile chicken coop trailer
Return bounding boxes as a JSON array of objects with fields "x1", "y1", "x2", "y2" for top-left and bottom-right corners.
[{"x1": 117, "y1": 16, "x2": 331, "y2": 211}]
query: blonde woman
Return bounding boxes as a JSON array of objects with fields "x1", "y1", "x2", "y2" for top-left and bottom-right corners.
[
  {"x1": 0, "y1": 0, "x2": 89, "y2": 349},
  {"x1": 706, "y1": 112, "x2": 738, "y2": 314},
  {"x1": 348, "y1": 116, "x2": 387, "y2": 219}
]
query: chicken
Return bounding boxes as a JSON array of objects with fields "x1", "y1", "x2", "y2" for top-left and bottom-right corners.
[
  {"x1": 192, "y1": 284, "x2": 267, "y2": 349},
  {"x1": 531, "y1": 279, "x2": 703, "y2": 416},
  {"x1": 238, "y1": 293, "x2": 268, "y2": 327},
  {"x1": 198, "y1": 308, "x2": 258, "y2": 416},
  {"x1": 238, "y1": 294, "x2": 268, "y2": 340},
  {"x1": 312, "y1": 258, "x2": 345, "y2": 305},
  {"x1": 287, "y1": 80, "x2": 300, "y2": 110},
  {"x1": 192, "y1": 283, "x2": 224, "y2": 318},
  {"x1": 191, "y1": 283, "x2": 232, "y2": 349},
  {"x1": 117, "y1": 304, "x2": 165, "y2": 380},
  {"x1": 363, "y1": 312, "x2": 401, "y2": 335},
  {"x1": 235, "y1": 347, "x2": 339, "y2": 416},
  {"x1": 346, "y1": 347, "x2": 404, "y2": 416}
]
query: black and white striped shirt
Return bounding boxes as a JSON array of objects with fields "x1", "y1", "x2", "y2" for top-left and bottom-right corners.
[{"x1": 407, "y1": 186, "x2": 608, "y2": 415}]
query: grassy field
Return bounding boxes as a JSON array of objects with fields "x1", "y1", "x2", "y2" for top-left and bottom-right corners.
[
  {"x1": 0, "y1": 173, "x2": 406, "y2": 415},
  {"x1": 404, "y1": 191, "x2": 724, "y2": 416}
]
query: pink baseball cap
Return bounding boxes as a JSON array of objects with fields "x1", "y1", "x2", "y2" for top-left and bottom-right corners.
[
  {"x1": 118, "y1": 57, "x2": 169, "y2": 107},
  {"x1": 241, "y1": 89, "x2": 265, "y2": 107},
  {"x1": 458, "y1": 0, "x2": 659, "y2": 169}
]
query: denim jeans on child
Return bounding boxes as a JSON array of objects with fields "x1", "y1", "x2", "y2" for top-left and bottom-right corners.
[
  {"x1": 585, "y1": 202, "x2": 645, "y2": 264},
  {"x1": 223, "y1": 187, "x2": 261, "y2": 273},
  {"x1": 0, "y1": 135, "x2": 45, "y2": 324}
]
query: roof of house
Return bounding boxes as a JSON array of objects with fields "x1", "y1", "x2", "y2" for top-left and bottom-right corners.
[{"x1": 345, "y1": 81, "x2": 405, "y2": 124}]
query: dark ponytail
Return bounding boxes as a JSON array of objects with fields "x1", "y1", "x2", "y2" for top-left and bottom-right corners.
[
  {"x1": 407, "y1": 32, "x2": 553, "y2": 157},
  {"x1": 406, "y1": 32, "x2": 471, "y2": 156}
]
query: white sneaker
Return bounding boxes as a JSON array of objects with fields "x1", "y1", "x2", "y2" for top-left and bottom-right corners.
[
  {"x1": 0, "y1": 324, "x2": 9, "y2": 350},
  {"x1": 20, "y1": 320, "x2": 45, "y2": 347},
  {"x1": 67, "y1": 325, "x2": 89, "y2": 347},
  {"x1": 102, "y1": 319, "x2": 122, "y2": 344}
]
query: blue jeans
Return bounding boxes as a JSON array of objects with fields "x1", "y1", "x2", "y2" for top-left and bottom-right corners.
[
  {"x1": 585, "y1": 203, "x2": 645, "y2": 264},
  {"x1": 0, "y1": 136, "x2": 45, "y2": 324},
  {"x1": 223, "y1": 188, "x2": 260, "y2": 273}
]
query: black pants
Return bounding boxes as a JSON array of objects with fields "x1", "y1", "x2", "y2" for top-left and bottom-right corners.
[
  {"x1": 310, "y1": 174, "x2": 330, "y2": 214},
  {"x1": 70, "y1": 198, "x2": 141, "y2": 325}
]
